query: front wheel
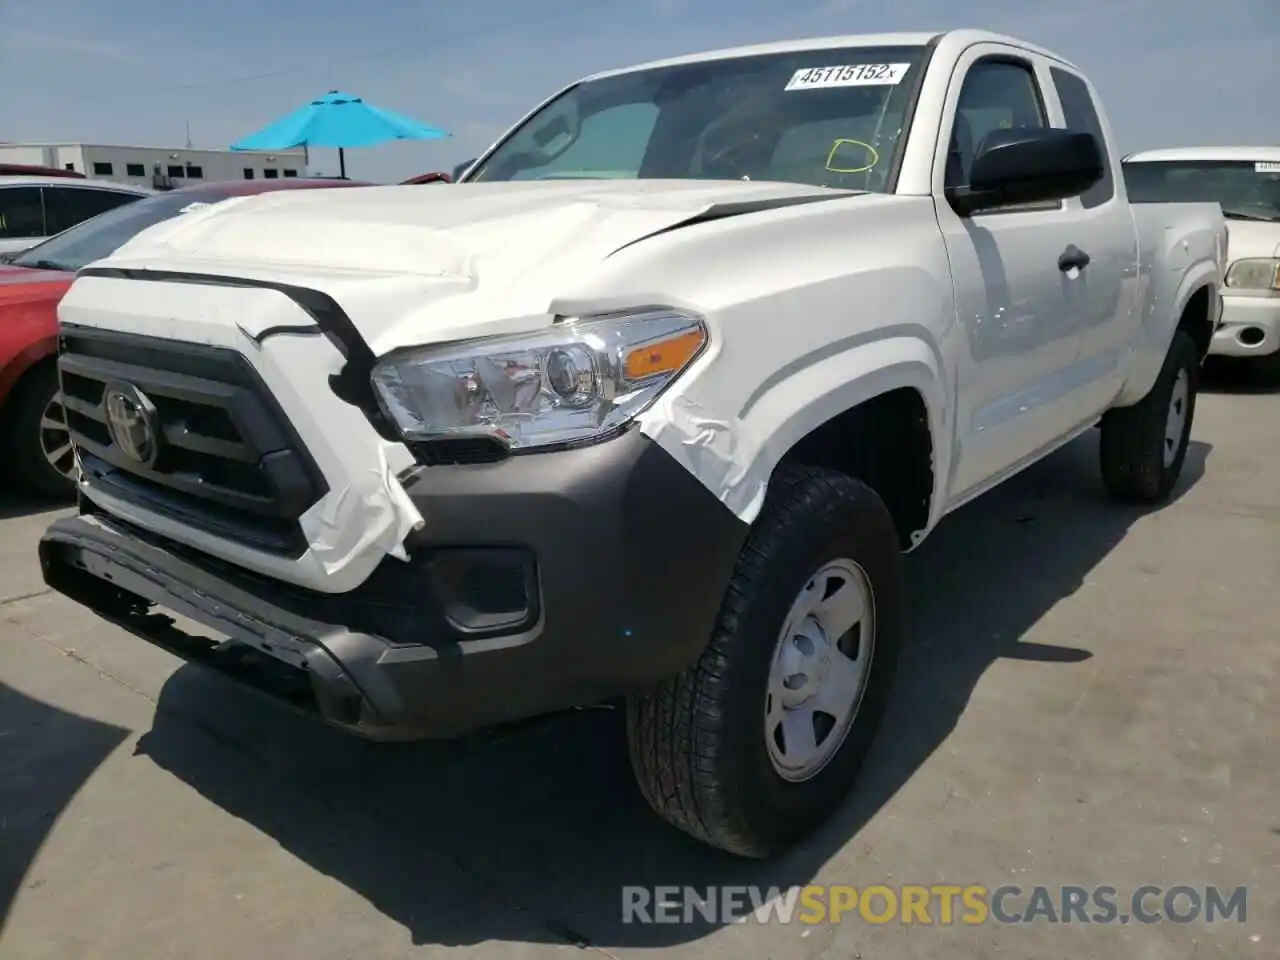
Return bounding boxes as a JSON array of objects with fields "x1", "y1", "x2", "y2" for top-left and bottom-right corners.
[
  {"x1": 1099, "y1": 329, "x2": 1199, "y2": 503},
  {"x1": 625, "y1": 464, "x2": 905, "y2": 858}
]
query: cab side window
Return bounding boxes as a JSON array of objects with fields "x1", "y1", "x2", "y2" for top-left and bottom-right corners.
[
  {"x1": 945, "y1": 59, "x2": 1047, "y2": 189},
  {"x1": 1049, "y1": 67, "x2": 1114, "y2": 207},
  {"x1": 43, "y1": 187, "x2": 140, "y2": 235},
  {"x1": 0, "y1": 186, "x2": 46, "y2": 239}
]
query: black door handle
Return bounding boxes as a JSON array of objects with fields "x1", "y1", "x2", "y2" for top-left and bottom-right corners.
[{"x1": 1058, "y1": 245, "x2": 1090, "y2": 272}]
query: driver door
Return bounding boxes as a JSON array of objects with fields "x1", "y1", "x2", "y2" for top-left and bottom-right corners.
[{"x1": 935, "y1": 45, "x2": 1087, "y2": 502}]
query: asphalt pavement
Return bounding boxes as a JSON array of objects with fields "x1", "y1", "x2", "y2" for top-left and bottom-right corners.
[{"x1": 1, "y1": 367, "x2": 1276, "y2": 960}]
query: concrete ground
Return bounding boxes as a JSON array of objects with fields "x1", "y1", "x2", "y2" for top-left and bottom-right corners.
[{"x1": 1, "y1": 368, "x2": 1276, "y2": 960}]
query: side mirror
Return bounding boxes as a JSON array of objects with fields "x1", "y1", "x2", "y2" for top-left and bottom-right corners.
[
  {"x1": 948, "y1": 129, "x2": 1103, "y2": 216},
  {"x1": 451, "y1": 158, "x2": 476, "y2": 181}
]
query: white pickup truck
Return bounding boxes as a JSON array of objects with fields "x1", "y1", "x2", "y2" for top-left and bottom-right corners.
[
  {"x1": 40, "y1": 29, "x2": 1225, "y2": 858},
  {"x1": 1124, "y1": 146, "x2": 1280, "y2": 380}
]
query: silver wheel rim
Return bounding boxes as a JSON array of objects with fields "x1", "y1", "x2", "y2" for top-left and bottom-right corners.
[
  {"x1": 39, "y1": 392, "x2": 77, "y2": 480},
  {"x1": 1163, "y1": 369, "x2": 1189, "y2": 468},
  {"x1": 765, "y1": 558, "x2": 875, "y2": 783}
]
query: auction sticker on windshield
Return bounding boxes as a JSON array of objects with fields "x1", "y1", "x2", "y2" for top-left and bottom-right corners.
[{"x1": 785, "y1": 63, "x2": 910, "y2": 90}]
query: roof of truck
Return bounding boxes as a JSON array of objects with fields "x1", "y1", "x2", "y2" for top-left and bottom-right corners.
[
  {"x1": 1124, "y1": 146, "x2": 1280, "y2": 164},
  {"x1": 582, "y1": 29, "x2": 1077, "y2": 81}
]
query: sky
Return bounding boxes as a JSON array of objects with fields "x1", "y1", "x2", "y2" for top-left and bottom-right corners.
[{"x1": 0, "y1": 0, "x2": 1275, "y2": 183}]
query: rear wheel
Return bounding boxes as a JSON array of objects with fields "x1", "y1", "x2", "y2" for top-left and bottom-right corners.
[
  {"x1": 1099, "y1": 329, "x2": 1198, "y2": 503},
  {"x1": 2, "y1": 363, "x2": 78, "y2": 499},
  {"x1": 626, "y1": 464, "x2": 905, "y2": 857}
]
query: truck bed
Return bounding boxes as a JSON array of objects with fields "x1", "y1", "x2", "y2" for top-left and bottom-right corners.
[{"x1": 1131, "y1": 200, "x2": 1225, "y2": 311}]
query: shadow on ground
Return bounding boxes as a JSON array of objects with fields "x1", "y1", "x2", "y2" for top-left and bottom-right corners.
[
  {"x1": 0, "y1": 683, "x2": 130, "y2": 931},
  {"x1": 1201, "y1": 356, "x2": 1280, "y2": 395},
  {"x1": 0, "y1": 490, "x2": 73, "y2": 522},
  {"x1": 132, "y1": 432, "x2": 1211, "y2": 949}
]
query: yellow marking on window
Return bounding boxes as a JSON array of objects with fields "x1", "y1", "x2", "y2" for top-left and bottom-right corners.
[{"x1": 825, "y1": 139, "x2": 880, "y2": 174}]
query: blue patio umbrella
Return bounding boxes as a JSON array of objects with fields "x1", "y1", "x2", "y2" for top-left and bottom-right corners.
[{"x1": 230, "y1": 90, "x2": 449, "y2": 178}]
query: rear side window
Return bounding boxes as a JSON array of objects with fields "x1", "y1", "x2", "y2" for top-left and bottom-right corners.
[
  {"x1": 43, "y1": 187, "x2": 141, "y2": 234},
  {"x1": 1050, "y1": 66, "x2": 1114, "y2": 208},
  {"x1": 0, "y1": 186, "x2": 46, "y2": 238}
]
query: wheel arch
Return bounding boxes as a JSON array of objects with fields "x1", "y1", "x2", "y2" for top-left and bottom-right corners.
[
  {"x1": 776, "y1": 384, "x2": 937, "y2": 550},
  {"x1": 1175, "y1": 284, "x2": 1216, "y2": 361},
  {"x1": 1116, "y1": 272, "x2": 1220, "y2": 407},
  {"x1": 666, "y1": 333, "x2": 951, "y2": 548},
  {"x1": 0, "y1": 337, "x2": 58, "y2": 412}
]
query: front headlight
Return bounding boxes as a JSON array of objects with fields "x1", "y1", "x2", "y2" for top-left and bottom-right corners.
[
  {"x1": 370, "y1": 307, "x2": 708, "y2": 452},
  {"x1": 1225, "y1": 258, "x2": 1280, "y2": 290}
]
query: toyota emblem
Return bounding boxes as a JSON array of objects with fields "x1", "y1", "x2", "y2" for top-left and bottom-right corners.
[{"x1": 103, "y1": 382, "x2": 160, "y2": 467}]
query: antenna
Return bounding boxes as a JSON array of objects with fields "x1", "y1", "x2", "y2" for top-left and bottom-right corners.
[{"x1": 185, "y1": 120, "x2": 192, "y2": 149}]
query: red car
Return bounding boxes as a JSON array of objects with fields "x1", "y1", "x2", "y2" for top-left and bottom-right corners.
[
  {"x1": 401, "y1": 171, "x2": 451, "y2": 184},
  {"x1": 0, "y1": 177, "x2": 372, "y2": 498}
]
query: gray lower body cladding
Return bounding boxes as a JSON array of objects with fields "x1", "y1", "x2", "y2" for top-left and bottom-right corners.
[{"x1": 39, "y1": 428, "x2": 749, "y2": 739}]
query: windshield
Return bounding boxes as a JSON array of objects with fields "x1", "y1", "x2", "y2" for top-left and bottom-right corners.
[
  {"x1": 1123, "y1": 159, "x2": 1280, "y2": 221},
  {"x1": 466, "y1": 45, "x2": 928, "y2": 192},
  {"x1": 8, "y1": 191, "x2": 227, "y2": 272}
]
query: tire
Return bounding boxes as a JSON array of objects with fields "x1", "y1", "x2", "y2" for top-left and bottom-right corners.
[
  {"x1": 1099, "y1": 329, "x2": 1199, "y2": 503},
  {"x1": 625, "y1": 464, "x2": 906, "y2": 858},
  {"x1": 1, "y1": 363, "x2": 78, "y2": 500}
]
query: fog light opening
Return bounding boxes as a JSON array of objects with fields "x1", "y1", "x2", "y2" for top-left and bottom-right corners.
[
  {"x1": 426, "y1": 547, "x2": 539, "y2": 635},
  {"x1": 1237, "y1": 326, "x2": 1266, "y2": 347}
]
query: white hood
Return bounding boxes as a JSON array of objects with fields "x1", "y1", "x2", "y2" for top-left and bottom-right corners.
[
  {"x1": 98, "y1": 179, "x2": 852, "y2": 354},
  {"x1": 1224, "y1": 218, "x2": 1280, "y2": 260}
]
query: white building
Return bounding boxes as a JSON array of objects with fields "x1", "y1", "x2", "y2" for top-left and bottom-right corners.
[{"x1": 0, "y1": 142, "x2": 310, "y2": 190}]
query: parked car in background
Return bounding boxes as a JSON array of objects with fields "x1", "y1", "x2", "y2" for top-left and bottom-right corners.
[
  {"x1": 401, "y1": 172, "x2": 452, "y2": 184},
  {"x1": 39, "y1": 29, "x2": 1225, "y2": 857},
  {"x1": 1124, "y1": 147, "x2": 1280, "y2": 379},
  {"x1": 0, "y1": 176, "x2": 151, "y2": 256},
  {"x1": 0, "y1": 177, "x2": 372, "y2": 498}
]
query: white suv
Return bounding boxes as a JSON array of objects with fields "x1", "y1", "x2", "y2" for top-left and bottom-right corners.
[{"x1": 0, "y1": 176, "x2": 152, "y2": 255}]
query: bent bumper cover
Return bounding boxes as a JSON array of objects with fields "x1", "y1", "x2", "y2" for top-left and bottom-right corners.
[
  {"x1": 39, "y1": 429, "x2": 748, "y2": 739},
  {"x1": 41, "y1": 512, "x2": 412, "y2": 734}
]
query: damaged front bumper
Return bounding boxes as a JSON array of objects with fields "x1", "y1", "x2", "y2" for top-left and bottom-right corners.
[{"x1": 40, "y1": 429, "x2": 748, "y2": 739}]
